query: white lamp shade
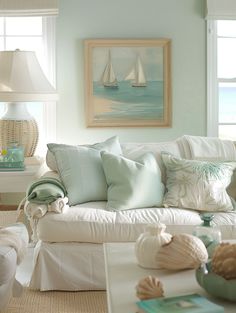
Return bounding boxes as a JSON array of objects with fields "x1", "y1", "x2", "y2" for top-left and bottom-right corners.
[{"x1": 0, "y1": 49, "x2": 58, "y2": 102}]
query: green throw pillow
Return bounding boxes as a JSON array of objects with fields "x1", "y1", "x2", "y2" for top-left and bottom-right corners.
[
  {"x1": 47, "y1": 137, "x2": 121, "y2": 206},
  {"x1": 162, "y1": 152, "x2": 236, "y2": 211},
  {"x1": 46, "y1": 136, "x2": 122, "y2": 171},
  {"x1": 101, "y1": 152, "x2": 164, "y2": 211}
]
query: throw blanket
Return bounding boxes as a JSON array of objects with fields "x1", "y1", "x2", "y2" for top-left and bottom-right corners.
[
  {"x1": 24, "y1": 197, "x2": 69, "y2": 243},
  {"x1": 24, "y1": 176, "x2": 68, "y2": 243},
  {"x1": 0, "y1": 228, "x2": 27, "y2": 264},
  {"x1": 27, "y1": 177, "x2": 67, "y2": 204},
  {"x1": 179, "y1": 135, "x2": 236, "y2": 161}
]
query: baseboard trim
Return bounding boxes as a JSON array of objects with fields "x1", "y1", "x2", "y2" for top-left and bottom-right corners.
[{"x1": 0, "y1": 204, "x2": 18, "y2": 211}]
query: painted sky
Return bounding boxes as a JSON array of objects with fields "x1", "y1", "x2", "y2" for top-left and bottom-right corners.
[{"x1": 92, "y1": 46, "x2": 164, "y2": 82}]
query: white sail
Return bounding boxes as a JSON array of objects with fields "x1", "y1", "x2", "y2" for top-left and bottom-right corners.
[
  {"x1": 125, "y1": 56, "x2": 146, "y2": 87},
  {"x1": 100, "y1": 50, "x2": 118, "y2": 87}
]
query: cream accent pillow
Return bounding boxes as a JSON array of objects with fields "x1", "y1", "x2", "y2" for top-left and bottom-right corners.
[
  {"x1": 101, "y1": 152, "x2": 164, "y2": 211},
  {"x1": 162, "y1": 152, "x2": 236, "y2": 212}
]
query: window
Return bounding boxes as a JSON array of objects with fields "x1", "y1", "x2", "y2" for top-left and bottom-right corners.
[
  {"x1": 0, "y1": 16, "x2": 56, "y2": 155},
  {"x1": 207, "y1": 20, "x2": 236, "y2": 140}
]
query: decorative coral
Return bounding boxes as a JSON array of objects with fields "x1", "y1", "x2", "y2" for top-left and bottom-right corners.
[
  {"x1": 156, "y1": 233, "x2": 208, "y2": 270},
  {"x1": 211, "y1": 242, "x2": 236, "y2": 280},
  {"x1": 136, "y1": 275, "x2": 164, "y2": 300}
]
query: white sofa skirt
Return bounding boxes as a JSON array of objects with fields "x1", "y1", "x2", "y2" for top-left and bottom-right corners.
[
  {"x1": 30, "y1": 205, "x2": 236, "y2": 291},
  {"x1": 29, "y1": 241, "x2": 105, "y2": 291}
]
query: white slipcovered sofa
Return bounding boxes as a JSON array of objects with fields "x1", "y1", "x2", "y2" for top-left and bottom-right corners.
[{"x1": 27, "y1": 135, "x2": 236, "y2": 291}]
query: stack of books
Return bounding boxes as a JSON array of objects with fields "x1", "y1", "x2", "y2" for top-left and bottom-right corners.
[{"x1": 136, "y1": 293, "x2": 224, "y2": 313}]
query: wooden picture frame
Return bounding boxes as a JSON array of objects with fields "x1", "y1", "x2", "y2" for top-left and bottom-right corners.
[{"x1": 84, "y1": 39, "x2": 171, "y2": 127}]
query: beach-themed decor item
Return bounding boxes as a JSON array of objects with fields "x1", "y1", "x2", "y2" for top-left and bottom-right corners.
[
  {"x1": 211, "y1": 242, "x2": 236, "y2": 280},
  {"x1": 135, "y1": 223, "x2": 172, "y2": 269},
  {"x1": 195, "y1": 258, "x2": 236, "y2": 301},
  {"x1": 156, "y1": 233, "x2": 208, "y2": 270},
  {"x1": 193, "y1": 213, "x2": 221, "y2": 258},
  {"x1": 84, "y1": 39, "x2": 171, "y2": 127},
  {"x1": 0, "y1": 143, "x2": 25, "y2": 171},
  {"x1": 136, "y1": 275, "x2": 164, "y2": 300}
]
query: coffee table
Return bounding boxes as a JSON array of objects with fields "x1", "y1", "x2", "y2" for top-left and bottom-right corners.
[{"x1": 104, "y1": 242, "x2": 235, "y2": 313}]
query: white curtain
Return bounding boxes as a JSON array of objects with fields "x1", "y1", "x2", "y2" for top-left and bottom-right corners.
[
  {"x1": 0, "y1": 0, "x2": 58, "y2": 16},
  {"x1": 206, "y1": 0, "x2": 236, "y2": 20}
]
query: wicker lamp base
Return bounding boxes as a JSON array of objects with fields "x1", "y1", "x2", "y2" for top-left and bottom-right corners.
[{"x1": 0, "y1": 119, "x2": 38, "y2": 157}]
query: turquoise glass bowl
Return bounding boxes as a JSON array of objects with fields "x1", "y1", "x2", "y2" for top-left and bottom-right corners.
[{"x1": 196, "y1": 262, "x2": 236, "y2": 302}]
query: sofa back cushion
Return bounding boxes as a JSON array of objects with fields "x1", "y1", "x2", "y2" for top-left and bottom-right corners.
[{"x1": 121, "y1": 140, "x2": 182, "y2": 184}]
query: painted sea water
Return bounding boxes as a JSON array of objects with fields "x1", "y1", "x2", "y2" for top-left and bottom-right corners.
[{"x1": 93, "y1": 80, "x2": 164, "y2": 120}]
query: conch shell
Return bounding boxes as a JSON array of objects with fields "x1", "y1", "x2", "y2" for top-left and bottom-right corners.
[
  {"x1": 156, "y1": 233, "x2": 208, "y2": 270},
  {"x1": 136, "y1": 275, "x2": 164, "y2": 300},
  {"x1": 211, "y1": 242, "x2": 236, "y2": 280}
]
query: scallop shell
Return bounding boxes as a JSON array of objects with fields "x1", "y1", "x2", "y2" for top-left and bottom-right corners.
[
  {"x1": 211, "y1": 242, "x2": 236, "y2": 280},
  {"x1": 136, "y1": 275, "x2": 164, "y2": 300},
  {"x1": 156, "y1": 233, "x2": 208, "y2": 270}
]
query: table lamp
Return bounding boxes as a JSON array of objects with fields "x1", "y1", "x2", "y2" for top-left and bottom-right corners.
[{"x1": 0, "y1": 49, "x2": 58, "y2": 157}]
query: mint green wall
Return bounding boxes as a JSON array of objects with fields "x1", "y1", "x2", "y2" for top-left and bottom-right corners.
[{"x1": 57, "y1": 0, "x2": 206, "y2": 144}]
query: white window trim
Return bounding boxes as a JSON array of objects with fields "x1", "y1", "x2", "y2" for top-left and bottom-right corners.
[
  {"x1": 207, "y1": 20, "x2": 219, "y2": 137},
  {"x1": 42, "y1": 16, "x2": 57, "y2": 147}
]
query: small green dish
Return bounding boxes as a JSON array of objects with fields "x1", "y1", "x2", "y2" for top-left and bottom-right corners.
[{"x1": 196, "y1": 261, "x2": 236, "y2": 302}]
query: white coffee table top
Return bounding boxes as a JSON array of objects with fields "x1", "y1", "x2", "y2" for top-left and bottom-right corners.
[{"x1": 103, "y1": 242, "x2": 235, "y2": 313}]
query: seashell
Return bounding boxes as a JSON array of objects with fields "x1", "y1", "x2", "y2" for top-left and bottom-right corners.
[
  {"x1": 211, "y1": 242, "x2": 236, "y2": 280},
  {"x1": 135, "y1": 223, "x2": 172, "y2": 269},
  {"x1": 136, "y1": 275, "x2": 164, "y2": 300},
  {"x1": 156, "y1": 233, "x2": 208, "y2": 270}
]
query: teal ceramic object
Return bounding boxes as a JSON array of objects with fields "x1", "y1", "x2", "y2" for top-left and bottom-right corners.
[{"x1": 196, "y1": 261, "x2": 236, "y2": 302}]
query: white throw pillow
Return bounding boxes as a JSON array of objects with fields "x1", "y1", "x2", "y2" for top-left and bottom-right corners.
[{"x1": 162, "y1": 152, "x2": 236, "y2": 212}]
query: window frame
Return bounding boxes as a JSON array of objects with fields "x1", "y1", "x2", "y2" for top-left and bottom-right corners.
[
  {"x1": 42, "y1": 16, "x2": 57, "y2": 151},
  {"x1": 207, "y1": 20, "x2": 218, "y2": 137},
  {"x1": 0, "y1": 16, "x2": 56, "y2": 155},
  {"x1": 207, "y1": 19, "x2": 236, "y2": 139}
]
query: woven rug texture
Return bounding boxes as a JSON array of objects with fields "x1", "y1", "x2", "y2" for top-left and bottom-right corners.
[{"x1": 1, "y1": 289, "x2": 107, "y2": 313}]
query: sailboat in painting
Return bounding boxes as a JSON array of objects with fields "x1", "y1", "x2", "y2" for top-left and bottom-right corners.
[
  {"x1": 125, "y1": 55, "x2": 146, "y2": 87},
  {"x1": 100, "y1": 50, "x2": 118, "y2": 88}
]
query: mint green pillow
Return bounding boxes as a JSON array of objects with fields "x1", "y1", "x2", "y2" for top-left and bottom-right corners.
[
  {"x1": 101, "y1": 152, "x2": 164, "y2": 211},
  {"x1": 47, "y1": 145, "x2": 108, "y2": 206},
  {"x1": 46, "y1": 136, "x2": 122, "y2": 171}
]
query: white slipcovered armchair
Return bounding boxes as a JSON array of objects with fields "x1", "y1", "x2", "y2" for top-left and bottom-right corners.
[{"x1": 0, "y1": 223, "x2": 28, "y2": 312}]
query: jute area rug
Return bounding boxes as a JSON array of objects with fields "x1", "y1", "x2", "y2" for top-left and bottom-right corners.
[{"x1": 2, "y1": 289, "x2": 108, "y2": 313}]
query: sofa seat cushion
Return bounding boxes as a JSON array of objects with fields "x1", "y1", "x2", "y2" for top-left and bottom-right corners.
[{"x1": 37, "y1": 202, "x2": 236, "y2": 243}]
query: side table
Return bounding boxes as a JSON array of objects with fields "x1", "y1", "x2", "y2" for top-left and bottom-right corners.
[
  {"x1": 0, "y1": 158, "x2": 45, "y2": 193},
  {"x1": 0, "y1": 158, "x2": 46, "y2": 226}
]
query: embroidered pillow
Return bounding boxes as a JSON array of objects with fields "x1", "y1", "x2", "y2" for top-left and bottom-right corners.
[{"x1": 161, "y1": 152, "x2": 236, "y2": 212}]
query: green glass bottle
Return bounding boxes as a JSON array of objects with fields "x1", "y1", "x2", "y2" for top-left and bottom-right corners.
[{"x1": 193, "y1": 213, "x2": 221, "y2": 258}]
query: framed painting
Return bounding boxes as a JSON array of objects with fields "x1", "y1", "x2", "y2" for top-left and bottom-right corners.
[{"x1": 84, "y1": 39, "x2": 171, "y2": 127}]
